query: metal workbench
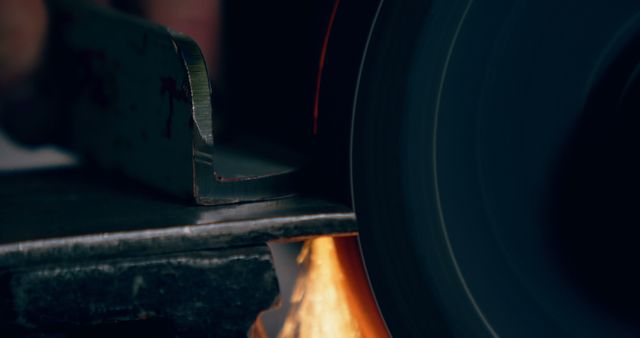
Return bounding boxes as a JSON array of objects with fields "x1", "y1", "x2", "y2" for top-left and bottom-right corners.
[{"x1": 0, "y1": 167, "x2": 356, "y2": 337}]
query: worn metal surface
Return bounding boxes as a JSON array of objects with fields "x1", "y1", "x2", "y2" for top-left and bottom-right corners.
[
  {"x1": 0, "y1": 167, "x2": 356, "y2": 336},
  {"x1": 0, "y1": 168, "x2": 356, "y2": 269},
  {"x1": 46, "y1": 0, "x2": 299, "y2": 205},
  {"x1": 0, "y1": 245, "x2": 278, "y2": 337}
]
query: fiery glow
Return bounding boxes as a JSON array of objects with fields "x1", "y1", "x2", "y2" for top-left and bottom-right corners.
[{"x1": 278, "y1": 236, "x2": 388, "y2": 338}]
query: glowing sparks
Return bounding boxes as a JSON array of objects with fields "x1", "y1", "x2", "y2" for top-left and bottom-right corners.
[{"x1": 279, "y1": 236, "x2": 362, "y2": 338}]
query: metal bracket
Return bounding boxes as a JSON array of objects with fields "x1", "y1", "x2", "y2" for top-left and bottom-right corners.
[{"x1": 47, "y1": 0, "x2": 298, "y2": 205}]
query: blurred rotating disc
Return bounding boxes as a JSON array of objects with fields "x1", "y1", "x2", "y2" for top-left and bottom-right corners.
[{"x1": 352, "y1": 1, "x2": 640, "y2": 337}]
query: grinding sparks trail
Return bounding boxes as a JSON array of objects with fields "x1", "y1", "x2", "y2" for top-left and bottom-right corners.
[{"x1": 279, "y1": 237, "x2": 362, "y2": 338}]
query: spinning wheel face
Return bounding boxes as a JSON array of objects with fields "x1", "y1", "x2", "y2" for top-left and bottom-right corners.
[{"x1": 351, "y1": 1, "x2": 640, "y2": 337}]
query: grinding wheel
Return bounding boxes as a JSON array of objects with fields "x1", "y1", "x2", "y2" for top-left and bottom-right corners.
[{"x1": 352, "y1": 1, "x2": 640, "y2": 337}]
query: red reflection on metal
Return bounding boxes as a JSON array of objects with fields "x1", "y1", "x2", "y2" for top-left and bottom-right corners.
[{"x1": 313, "y1": 0, "x2": 341, "y2": 135}]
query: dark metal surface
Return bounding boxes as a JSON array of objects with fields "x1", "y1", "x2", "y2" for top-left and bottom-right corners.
[
  {"x1": 0, "y1": 168, "x2": 355, "y2": 269},
  {"x1": 1, "y1": 245, "x2": 278, "y2": 338},
  {"x1": 0, "y1": 167, "x2": 354, "y2": 336}
]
